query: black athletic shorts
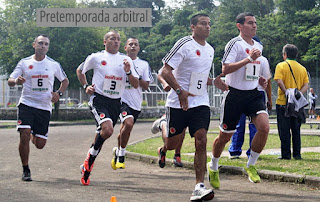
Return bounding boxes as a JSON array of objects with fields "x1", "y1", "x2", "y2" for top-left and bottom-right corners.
[
  {"x1": 166, "y1": 105, "x2": 210, "y2": 138},
  {"x1": 220, "y1": 87, "x2": 267, "y2": 133},
  {"x1": 119, "y1": 102, "x2": 141, "y2": 123},
  {"x1": 89, "y1": 93, "x2": 121, "y2": 130},
  {"x1": 17, "y1": 103, "x2": 51, "y2": 139}
]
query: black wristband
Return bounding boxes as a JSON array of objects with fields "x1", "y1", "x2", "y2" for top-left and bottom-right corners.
[{"x1": 83, "y1": 84, "x2": 89, "y2": 90}]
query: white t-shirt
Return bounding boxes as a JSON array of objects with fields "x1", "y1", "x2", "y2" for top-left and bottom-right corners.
[
  {"x1": 121, "y1": 57, "x2": 153, "y2": 111},
  {"x1": 10, "y1": 55, "x2": 67, "y2": 112},
  {"x1": 222, "y1": 35, "x2": 263, "y2": 90},
  {"x1": 257, "y1": 56, "x2": 271, "y2": 91},
  {"x1": 309, "y1": 92, "x2": 317, "y2": 104},
  {"x1": 162, "y1": 36, "x2": 214, "y2": 109},
  {"x1": 82, "y1": 51, "x2": 138, "y2": 99}
]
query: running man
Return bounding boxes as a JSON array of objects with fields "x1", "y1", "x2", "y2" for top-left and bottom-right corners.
[
  {"x1": 151, "y1": 68, "x2": 185, "y2": 167},
  {"x1": 77, "y1": 31, "x2": 139, "y2": 185},
  {"x1": 112, "y1": 37, "x2": 154, "y2": 169},
  {"x1": 160, "y1": 13, "x2": 228, "y2": 201},
  {"x1": 8, "y1": 34, "x2": 69, "y2": 181},
  {"x1": 207, "y1": 12, "x2": 269, "y2": 189}
]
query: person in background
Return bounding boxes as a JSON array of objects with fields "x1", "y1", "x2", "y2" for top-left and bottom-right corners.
[
  {"x1": 111, "y1": 37, "x2": 154, "y2": 170},
  {"x1": 308, "y1": 88, "x2": 317, "y2": 119},
  {"x1": 274, "y1": 44, "x2": 309, "y2": 160},
  {"x1": 151, "y1": 68, "x2": 185, "y2": 167}
]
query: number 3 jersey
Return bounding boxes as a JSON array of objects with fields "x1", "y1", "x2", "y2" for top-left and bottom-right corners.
[
  {"x1": 222, "y1": 35, "x2": 263, "y2": 90},
  {"x1": 82, "y1": 51, "x2": 138, "y2": 99},
  {"x1": 10, "y1": 55, "x2": 67, "y2": 112},
  {"x1": 162, "y1": 36, "x2": 214, "y2": 109}
]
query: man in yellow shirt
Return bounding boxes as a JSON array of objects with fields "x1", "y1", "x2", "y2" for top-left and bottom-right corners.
[{"x1": 274, "y1": 44, "x2": 309, "y2": 160}]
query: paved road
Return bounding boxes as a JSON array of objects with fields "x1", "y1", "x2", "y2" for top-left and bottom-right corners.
[{"x1": 1, "y1": 122, "x2": 320, "y2": 201}]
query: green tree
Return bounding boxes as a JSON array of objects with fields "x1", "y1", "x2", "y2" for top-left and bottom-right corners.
[{"x1": 0, "y1": 0, "x2": 106, "y2": 89}]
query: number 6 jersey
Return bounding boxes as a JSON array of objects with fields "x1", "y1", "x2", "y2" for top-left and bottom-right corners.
[{"x1": 10, "y1": 55, "x2": 67, "y2": 112}]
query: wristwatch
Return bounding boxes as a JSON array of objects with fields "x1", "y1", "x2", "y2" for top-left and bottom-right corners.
[
  {"x1": 176, "y1": 88, "x2": 182, "y2": 95},
  {"x1": 57, "y1": 91, "x2": 63, "y2": 97},
  {"x1": 83, "y1": 84, "x2": 89, "y2": 90}
]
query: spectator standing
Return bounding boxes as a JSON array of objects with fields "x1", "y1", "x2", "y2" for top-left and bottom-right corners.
[{"x1": 274, "y1": 44, "x2": 309, "y2": 160}]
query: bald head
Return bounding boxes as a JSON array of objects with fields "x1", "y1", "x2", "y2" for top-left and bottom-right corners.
[
  {"x1": 104, "y1": 31, "x2": 120, "y2": 54},
  {"x1": 104, "y1": 31, "x2": 119, "y2": 40}
]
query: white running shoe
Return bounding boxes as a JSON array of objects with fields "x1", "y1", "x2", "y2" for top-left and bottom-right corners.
[{"x1": 190, "y1": 184, "x2": 214, "y2": 201}]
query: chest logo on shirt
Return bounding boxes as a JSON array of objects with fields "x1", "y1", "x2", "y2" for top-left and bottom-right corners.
[
  {"x1": 245, "y1": 48, "x2": 250, "y2": 54},
  {"x1": 101, "y1": 60, "x2": 107, "y2": 66},
  {"x1": 28, "y1": 65, "x2": 33, "y2": 70},
  {"x1": 196, "y1": 50, "x2": 201, "y2": 56}
]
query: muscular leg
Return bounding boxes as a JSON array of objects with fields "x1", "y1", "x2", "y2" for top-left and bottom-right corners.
[
  {"x1": 160, "y1": 118, "x2": 185, "y2": 153},
  {"x1": 213, "y1": 131, "x2": 233, "y2": 158},
  {"x1": 175, "y1": 130, "x2": 185, "y2": 155},
  {"x1": 163, "y1": 134, "x2": 183, "y2": 152},
  {"x1": 19, "y1": 128, "x2": 31, "y2": 166},
  {"x1": 118, "y1": 117, "x2": 134, "y2": 148},
  {"x1": 194, "y1": 128, "x2": 208, "y2": 184},
  {"x1": 251, "y1": 113, "x2": 269, "y2": 153},
  {"x1": 31, "y1": 135, "x2": 47, "y2": 149}
]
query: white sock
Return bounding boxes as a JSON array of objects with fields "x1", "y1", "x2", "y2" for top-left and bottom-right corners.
[
  {"x1": 119, "y1": 147, "x2": 126, "y2": 156},
  {"x1": 195, "y1": 182, "x2": 205, "y2": 190},
  {"x1": 89, "y1": 147, "x2": 99, "y2": 156},
  {"x1": 210, "y1": 157, "x2": 219, "y2": 171},
  {"x1": 247, "y1": 150, "x2": 260, "y2": 167}
]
